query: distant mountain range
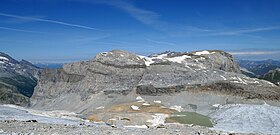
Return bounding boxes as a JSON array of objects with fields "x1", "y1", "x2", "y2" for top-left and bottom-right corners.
[
  {"x1": 0, "y1": 52, "x2": 39, "y2": 105},
  {"x1": 238, "y1": 59, "x2": 280, "y2": 85},
  {"x1": 34, "y1": 63, "x2": 63, "y2": 69},
  {"x1": 238, "y1": 59, "x2": 280, "y2": 76}
]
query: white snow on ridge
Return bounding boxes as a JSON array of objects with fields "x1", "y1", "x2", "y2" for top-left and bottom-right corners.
[
  {"x1": 220, "y1": 75, "x2": 227, "y2": 80},
  {"x1": 194, "y1": 51, "x2": 215, "y2": 56},
  {"x1": 136, "y1": 96, "x2": 145, "y2": 102},
  {"x1": 166, "y1": 55, "x2": 191, "y2": 64},
  {"x1": 142, "y1": 102, "x2": 150, "y2": 106},
  {"x1": 212, "y1": 104, "x2": 220, "y2": 108},
  {"x1": 230, "y1": 77, "x2": 248, "y2": 85},
  {"x1": 138, "y1": 54, "x2": 191, "y2": 66},
  {"x1": 138, "y1": 55, "x2": 155, "y2": 66},
  {"x1": 0, "y1": 56, "x2": 8, "y2": 61},
  {"x1": 152, "y1": 53, "x2": 168, "y2": 59}
]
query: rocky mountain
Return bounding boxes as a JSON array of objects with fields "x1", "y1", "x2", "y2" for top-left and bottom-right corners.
[
  {"x1": 31, "y1": 50, "x2": 279, "y2": 116},
  {"x1": 0, "y1": 52, "x2": 39, "y2": 105},
  {"x1": 238, "y1": 59, "x2": 280, "y2": 76},
  {"x1": 260, "y1": 68, "x2": 280, "y2": 86},
  {"x1": 240, "y1": 67, "x2": 256, "y2": 78}
]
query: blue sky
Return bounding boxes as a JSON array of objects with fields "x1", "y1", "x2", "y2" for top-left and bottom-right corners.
[{"x1": 0, "y1": 0, "x2": 280, "y2": 62}]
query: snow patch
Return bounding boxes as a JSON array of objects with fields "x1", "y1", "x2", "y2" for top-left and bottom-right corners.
[
  {"x1": 142, "y1": 102, "x2": 150, "y2": 106},
  {"x1": 131, "y1": 105, "x2": 140, "y2": 110},
  {"x1": 96, "y1": 106, "x2": 104, "y2": 110},
  {"x1": 124, "y1": 125, "x2": 148, "y2": 128},
  {"x1": 220, "y1": 75, "x2": 227, "y2": 80},
  {"x1": 153, "y1": 100, "x2": 162, "y2": 104},
  {"x1": 231, "y1": 77, "x2": 248, "y2": 85},
  {"x1": 0, "y1": 56, "x2": 8, "y2": 61},
  {"x1": 212, "y1": 104, "x2": 220, "y2": 108},
  {"x1": 146, "y1": 113, "x2": 168, "y2": 127},
  {"x1": 169, "y1": 105, "x2": 183, "y2": 112},
  {"x1": 138, "y1": 54, "x2": 191, "y2": 67},
  {"x1": 153, "y1": 53, "x2": 168, "y2": 59},
  {"x1": 194, "y1": 51, "x2": 215, "y2": 56},
  {"x1": 138, "y1": 55, "x2": 155, "y2": 66},
  {"x1": 166, "y1": 55, "x2": 191, "y2": 64}
]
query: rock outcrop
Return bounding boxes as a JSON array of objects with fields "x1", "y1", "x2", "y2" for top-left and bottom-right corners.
[
  {"x1": 32, "y1": 50, "x2": 279, "y2": 103},
  {"x1": 0, "y1": 52, "x2": 39, "y2": 105},
  {"x1": 261, "y1": 68, "x2": 280, "y2": 86}
]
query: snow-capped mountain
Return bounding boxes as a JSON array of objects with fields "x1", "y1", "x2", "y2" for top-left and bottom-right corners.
[{"x1": 0, "y1": 52, "x2": 39, "y2": 105}]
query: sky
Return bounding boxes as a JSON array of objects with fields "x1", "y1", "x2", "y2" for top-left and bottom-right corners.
[{"x1": 0, "y1": 0, "x2": 280, "y2": 63}]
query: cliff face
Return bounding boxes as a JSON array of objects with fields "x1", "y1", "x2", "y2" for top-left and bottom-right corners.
[
  {"x1": 261, "y1": 68, "x2": 280, "y2": 86},
  {"x1": 0, "y1": 52, "x2": 39, "y2": 106},
  {"x1": 33, "y1": 50, "x2": 146, "y2": 100},
  {"x1": 32, "y1": 50, "x2": 279, "y2": 108}
]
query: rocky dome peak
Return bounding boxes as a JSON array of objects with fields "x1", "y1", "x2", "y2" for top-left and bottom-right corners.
[
  {"x1": 94, "y1": 50, "x2": 145, "y2": 67},
  {"x1": 139, "y1": 50, "x2": 240, "y2": 73}
]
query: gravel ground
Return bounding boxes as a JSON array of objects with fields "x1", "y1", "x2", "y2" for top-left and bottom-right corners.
[
  {"x1": 211, "y1": 104, "x2": 280, "y2": 134},
  {"x1": 0, "y1": 120, "x2": 257, "y2": 135}
]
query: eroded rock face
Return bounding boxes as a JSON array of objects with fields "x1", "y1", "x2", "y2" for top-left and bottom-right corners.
[
  {"x1": 0, "y1": 52, "x2": 39, "y2": 106},
  {"x1": 32, "y1": 50, "x2": 278, "y2": 103},
  {"x1": 33, "y1": 50, "x2": 146, "y2": 100}
]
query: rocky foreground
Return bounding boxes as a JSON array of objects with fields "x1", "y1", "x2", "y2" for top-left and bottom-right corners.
[
  {"x1": 0, "y1": 120, "x2": 256, "y2": 135},
  {"x1": 1, "y1": 103, "x2": 280, "y2": 135}
]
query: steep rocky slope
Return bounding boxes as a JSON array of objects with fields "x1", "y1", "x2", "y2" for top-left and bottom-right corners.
[
  {"x1": 32, "y1": 50, "x2": 279, "y2": 110},
  {"x1": 238, "y1": 59, "x2": 280, "y2": 76},
  {"x1": 0, "y1": 52, "x2": 39, "y2": 105},
  {"x1": 261, "y1": 68, "x2": 280, "y2": 86}
]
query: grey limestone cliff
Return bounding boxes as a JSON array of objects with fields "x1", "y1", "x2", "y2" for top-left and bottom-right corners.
[{"x1": 32, "y1": 50, "x2": 278, "y2": 102}]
